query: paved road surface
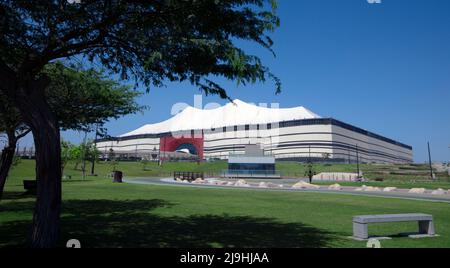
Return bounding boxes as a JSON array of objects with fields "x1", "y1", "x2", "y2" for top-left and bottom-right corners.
[{"x1": 124, "y1": 177, "x2": 450, "y2": 203}]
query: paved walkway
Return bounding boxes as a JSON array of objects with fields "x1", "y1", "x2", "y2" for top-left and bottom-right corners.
[{"x1": 124, "y1": 177, "x2": 450, "y2": 203}]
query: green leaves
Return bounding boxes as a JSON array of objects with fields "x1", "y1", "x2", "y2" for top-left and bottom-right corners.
[
  {"x1": 1, "y1": 0, "x2": 281, "y2": 99},
  {"x1": 61, "y1": 138, "x2": 101, "y2": 173},
  {"x1": 43, "y1": 62, "x2": 146, "y2": 132}
]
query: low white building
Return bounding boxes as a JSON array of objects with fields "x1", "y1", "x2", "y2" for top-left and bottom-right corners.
[{"x1": 96, "y1": 100, "x2": 413, "y2": 164}]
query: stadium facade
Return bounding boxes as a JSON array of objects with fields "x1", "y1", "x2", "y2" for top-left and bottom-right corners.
[{"x1": 96, "y1": 100, "x2": 413, "y2": 164}]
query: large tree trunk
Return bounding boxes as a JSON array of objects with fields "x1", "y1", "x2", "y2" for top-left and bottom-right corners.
[
  {"x1": 16, "y1": 81, "x2": 62, "y2": 248},
  {"x1": 0, "y1": 138, "x2": 16, "y2": 200}
]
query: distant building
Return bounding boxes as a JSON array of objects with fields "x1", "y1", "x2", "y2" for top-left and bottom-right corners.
[
  {"x1": 228, "y1": 144, "x2": 276, "y2": 175},
  {"x1": 96, "y1": 100, "x2": 413, "y2": 164}
]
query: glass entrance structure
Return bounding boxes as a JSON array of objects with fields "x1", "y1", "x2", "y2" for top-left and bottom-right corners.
[{"x1": 227, "y1": 145, "x2": 276, "y2": 176}]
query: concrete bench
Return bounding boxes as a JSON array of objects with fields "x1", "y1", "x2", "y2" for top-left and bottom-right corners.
[{"x1": 353, "y1": 213, "x2": 435, "y2": 240}]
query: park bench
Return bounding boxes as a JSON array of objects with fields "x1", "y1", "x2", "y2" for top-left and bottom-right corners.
[
  {"x1": 23, "y1": 180, "x2": 37, "y2": 193},
  {"x1": 353, "y1": 213, "x2": 435, "y2": 240}
]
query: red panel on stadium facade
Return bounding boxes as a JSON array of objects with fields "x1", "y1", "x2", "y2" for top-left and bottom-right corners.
[{"x1": 160, "y1": 134, "x2": 204, "y2": 160}]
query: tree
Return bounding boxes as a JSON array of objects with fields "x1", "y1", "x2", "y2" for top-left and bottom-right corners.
[
  {"x1": 75, "y1": 139, "x2": 100, "y2": 173},
  {"x1": 0, "y1": 0, "x2": 280, "y2": 247},
  {"x1": 0, "y1": 92, "x2": 30, "y2": 200},
  {"x1": 0, "y1": 63, "x2": 144, "y2": 199},
  {"x1": 61, "y1": 138, "x2": 101, "y2": 178},
  {"x1": 69, "y1": 144, "x2": 83, "y2": 170},
  {"x1": 60, "y1": 139, "x2": 75, "y2": 175},
  {"x1": 107, "y1": 148, "x2": 118, "y2": 172},
  {"x1": 45, "y1": 62, "x2": 145, "y2": 132},
  {"x1": 141, "y1": 159, "x2": 150, "y2": 171}
]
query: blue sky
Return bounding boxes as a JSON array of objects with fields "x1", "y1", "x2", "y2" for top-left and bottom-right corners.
[{"x1": 14, "y1": 0, "x2": 450, "y2": 162}]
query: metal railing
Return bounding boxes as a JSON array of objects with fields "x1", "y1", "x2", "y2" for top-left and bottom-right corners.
[{"x1": 173, "y1": 171, "x2": 205, "y2": 182}]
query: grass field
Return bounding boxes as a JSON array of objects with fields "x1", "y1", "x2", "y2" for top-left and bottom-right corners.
[{"x1": 1, "y1": 160, "x2": 450, "y2": 248}]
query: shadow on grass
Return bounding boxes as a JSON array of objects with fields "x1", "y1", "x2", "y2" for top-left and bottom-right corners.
[
  {"x1": 1, "y1": 199, "x2": 337, "y2": 248},
  {"x1": 0, "y1": 191, "x2": 36, "y2": 201}
]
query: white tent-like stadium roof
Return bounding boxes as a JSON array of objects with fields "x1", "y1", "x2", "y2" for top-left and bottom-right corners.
[{"x1": 120, "y1": 99, "x2": 321, "y2": 137}]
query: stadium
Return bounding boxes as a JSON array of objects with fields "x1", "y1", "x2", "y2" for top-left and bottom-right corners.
[{"x1": 96, "y1": 100, "x2": 413, "y2": 164}]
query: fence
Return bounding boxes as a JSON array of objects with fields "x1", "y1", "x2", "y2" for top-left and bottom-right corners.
[{"x1": 173, "y1": 172, "x2": 205, "y2": 182}]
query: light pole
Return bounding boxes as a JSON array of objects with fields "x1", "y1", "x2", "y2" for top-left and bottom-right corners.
[
  {"x1": 347, "y1": 149, "x2": 351, "y2": 164},
  {"x1": 428, "y1": 142, "x2": 433, "y2": 179},
  {"x1": 163, "y1": 137, "x2": 166, "y2": 165},
  {"x1": 447, "y1": 146, "x2": 450, "y2": 180},
  {"x1": 81, "y1": 131, "x2": 88, "y2": 180},
  {"x1": 270, "y1": 135, "x2": 273, "y2": 156},
  {"x1": 90, "y1": 124, "x2": 99, "y2": 176},
  {"x1": 356, "y1": 144, "x2": 360, "y2": 178}
]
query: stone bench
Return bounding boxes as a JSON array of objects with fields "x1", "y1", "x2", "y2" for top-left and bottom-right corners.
[{"x1": 353, "y1": 213, "x2": 435, "y2": 240}]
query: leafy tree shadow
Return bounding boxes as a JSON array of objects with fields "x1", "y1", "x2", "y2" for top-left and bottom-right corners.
[
  {"x1": 1, "y1": 199, "x2": 339, "y2": 248},
  {"x1": 0, "y1": 191, "x2": 36, "y2": 201}
]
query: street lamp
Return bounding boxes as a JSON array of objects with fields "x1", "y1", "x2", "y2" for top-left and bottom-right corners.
[
  {"x1": 428, "y1": 142, "x2": 434, "y2": 179},
  {"x1": 91, "y1": 124, "x2": 99, "y2": 176},
  {"x1": 356, "y1": 144, "x2": 361, "y2": 178}
]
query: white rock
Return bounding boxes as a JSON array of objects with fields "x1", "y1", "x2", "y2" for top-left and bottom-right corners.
[
  {"x1": 409, "y1": 188, "x2": 426, "y2": 194},
  {"x1": 235, "y1": 179, "x2": 250, "y2": 187},
  {"x1": 227, "y1": 182, "x2": 235, "y2": 186},
  {"x1": 431, "y1": 188, "x2": 446, "y2": 195},
  {"x1": 192, "y1": 178, "x2": 206, "y2": 184},
  {"x1": 383, "y1": 187, "x2": 397, "y2": 192},
  {"x1": 292, "y1": 181, "x2": 320, "y2": 189},
  {"x1": 354, "y1": 185, "x2": 367, "y2": 191},
  {"x1": 364, "y1": 186, "x2": 381, "y2": 192},
  {"x1": 328, "y1": 184, "x2": 342, "y2": 190},
  {"x1": 259, "y1": 182, "x2": 268, "y2": 188}
]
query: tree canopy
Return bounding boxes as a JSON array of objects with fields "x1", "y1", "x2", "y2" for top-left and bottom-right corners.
[
  {"x1": 1, "y1": 0, "x2": 280, "y2": 98},
  {"x1": 44, "y1": 62, "x2": 145, "y2": 132},
  {"x1": 0, "y1": 62, "x2": 144, "y2": 134}
]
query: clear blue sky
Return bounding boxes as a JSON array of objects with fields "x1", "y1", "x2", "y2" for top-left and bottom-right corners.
[{"x1": 15, "y1": 0, "x2": 450, "y2": 163}]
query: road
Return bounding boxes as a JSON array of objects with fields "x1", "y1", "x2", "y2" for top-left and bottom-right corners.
[{"x1": 124, "y1": 177, "x2": 450, "y2": 203}]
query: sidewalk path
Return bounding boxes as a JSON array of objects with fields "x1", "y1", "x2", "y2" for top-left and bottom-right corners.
[{"x1": 124, "y1": 177, "x2": 450, "y2": 203}]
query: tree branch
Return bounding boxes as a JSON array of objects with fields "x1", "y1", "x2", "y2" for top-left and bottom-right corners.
[{"x1": 16, "y1": 128, "x2": 31, "y2": 140}]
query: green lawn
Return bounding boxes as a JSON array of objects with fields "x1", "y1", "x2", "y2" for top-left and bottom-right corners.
[
  {"x1": 15, "y1": 159, "x2": 450, "y2": 190},
  {"x1": 1, "y1": 160, "x2": 450, "y2": 248}
]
